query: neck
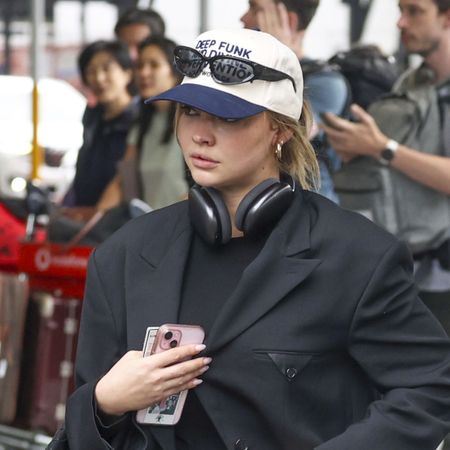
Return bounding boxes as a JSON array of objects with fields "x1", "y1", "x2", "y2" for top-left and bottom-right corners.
[
  {"x1": 103, "y1": 94, "x2": 132, "y2": 120},
  {"x1": 291, "y1": 30, "x2": 306, "y2": 59},
  {"x1": 221, "y1": 191, "x2": 244, "y2": 238},
  {"x1": 423, "y1": 34, "x2": 450, "y2": 83}
]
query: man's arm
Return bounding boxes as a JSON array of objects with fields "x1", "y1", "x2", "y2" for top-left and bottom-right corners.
[{"x1": 322, "y1": 104, "x2": 450, "y2": 195}]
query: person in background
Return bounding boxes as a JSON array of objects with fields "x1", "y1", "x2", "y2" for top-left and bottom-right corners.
[
  {"x1": 241, "y1": 0, "x2": 349, "y2": 202},
  {"x1": 56, "y1": 28, "x2": 450, "y2": 450},
  {"x1": 321, "y1": 0, "x2": 450, "y2": 336},
  {"x1": 97, "y1": 36, "x2": 188, "y2": 211},
  {"x1": 115, "y1": 7, "x2": 165, "y2": 62},
  {"x1": 65, "y1": 40, "x2": 137, "y2": 207}
]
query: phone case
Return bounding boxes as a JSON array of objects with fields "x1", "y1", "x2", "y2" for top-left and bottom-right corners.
[{"x1": 135, "y1": 324, "x2": 205, "y2": 426}]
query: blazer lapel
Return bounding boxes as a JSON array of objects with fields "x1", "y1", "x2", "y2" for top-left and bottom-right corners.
[
  {"x1": 134, "y1": 210, "x2": 192, "y2": 450},
  {"x1": 133, "y1": 211, "x2": 192, "y2": 328},
  {"x1": 206, "y1": 191, "x2": 321, "y2": 354}
]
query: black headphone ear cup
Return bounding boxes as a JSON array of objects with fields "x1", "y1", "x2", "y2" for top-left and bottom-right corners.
[
  {"x1": 203, "y1": 187, "x2": 231, "y2": 244},
  {"x1": 235, "y1": 179, "x2": 278, "y2": 230},
  {"x1": 188, "y1": 185, "x2": 231, "y2": 245},
  {"x1": 236, "y1": 179, "x2": 293, "y2": 237}
]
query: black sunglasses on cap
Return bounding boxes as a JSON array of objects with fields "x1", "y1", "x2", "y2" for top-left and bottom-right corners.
[{"x1": 173, "y1": 46, "x2": 297, "y2": 92}]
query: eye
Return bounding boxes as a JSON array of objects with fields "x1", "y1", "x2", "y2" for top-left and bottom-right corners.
[
  {"x1": 220, "y1": 117, "x2": 241, "y2": 123},
  {"x1": 180, "y1": 105, "x2": 199, "y2": 116}
]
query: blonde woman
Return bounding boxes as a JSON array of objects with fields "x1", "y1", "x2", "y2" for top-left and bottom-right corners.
[{"x1": 59, "y1": 29, "x2": 450, "y2": 450}]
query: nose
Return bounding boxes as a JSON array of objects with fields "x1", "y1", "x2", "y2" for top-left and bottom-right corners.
[
  {"x1": 240, "y1": 10, "x2": 251, "y2": 28},
  {"x1": 138, "y1": 64, "x2": 152, "y2": 80},
  {"x1": 93, "y1": 69, "x2": 107, "y2": 85},
  {"x1": 192, "y1": 131, "x2": 215, "y2": 146},
  {"x1": 192, "y1": 116, "x2": 216, "y2": 146},
  {"x1": 397, "y1": 12, "x2": 407, "y2": 30}
]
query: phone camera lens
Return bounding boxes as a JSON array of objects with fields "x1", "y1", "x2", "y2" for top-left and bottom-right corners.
[
  {"x1": 170, "y1": 340, "x2": 178, "y2": 348},
  {"x1": 164, "y1": 331, "x2": 173, "y2": 340}
]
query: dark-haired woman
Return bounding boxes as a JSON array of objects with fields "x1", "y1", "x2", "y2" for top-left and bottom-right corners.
[
  {"x1": 97, "y1": 36, "x2": 188, "y2": 211},
  {"x1": 65, "y1": 40, "x2": 137, "y2": 207}
]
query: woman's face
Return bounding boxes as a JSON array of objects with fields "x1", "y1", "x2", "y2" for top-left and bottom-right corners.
[
  {"x1": 84, "y1": 51, "x2": 131, "y2": 105},
  {"x1": 136, "y1": 45, "x2": 178, "y2": 99},
  {"x1": 177, "y1": 108, "x2": 280, "y2": 197}
]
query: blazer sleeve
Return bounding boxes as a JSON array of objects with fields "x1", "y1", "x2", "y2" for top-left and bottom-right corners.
[
  {"x1": 64, "y1": 250, "x2": 133, "y2": 450},
  {"x1": 317, "y1": 240, "x2": 450, "y2": 450}
]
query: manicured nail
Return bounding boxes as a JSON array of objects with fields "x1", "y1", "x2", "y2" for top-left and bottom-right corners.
[
  {"x1": 195, "y1": 344, "x2": 206, "y2": 351},
  {"x1": 203, "y1": 357, "x2": 212, "y2": 365},
  {"x1": 193, "y1": 379, "x2": 203, "y2": 386},
  {"x1": 200, "y1": 365, "x2": 210, "y2": 373}
]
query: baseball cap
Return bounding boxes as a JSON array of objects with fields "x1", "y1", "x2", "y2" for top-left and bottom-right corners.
[{"x1": 145, "y1": 28, "x2": 303, "y2": 120}]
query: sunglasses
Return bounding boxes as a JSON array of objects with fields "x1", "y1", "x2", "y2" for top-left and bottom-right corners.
[{"x1": 173, "y1": 46, "x2": 297, "y2": 92}]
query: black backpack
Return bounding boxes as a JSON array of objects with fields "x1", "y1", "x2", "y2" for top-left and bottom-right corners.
[
  {"x1": 302, "y1": 45, "x2": 400, "y2": 112},
  {"x1": 329, "y1": 45, "x2": 399, "y2": 110}
]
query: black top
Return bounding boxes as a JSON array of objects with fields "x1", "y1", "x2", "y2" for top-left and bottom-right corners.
[
  {"x1": 72, "y1": 102, "x2": 136, "y2": 206},
  {"x1": 176, "y1": 234, "x2": 266, "y2": 449}
]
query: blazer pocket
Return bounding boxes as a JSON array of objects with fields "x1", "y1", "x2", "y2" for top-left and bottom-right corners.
[{"x1": 253, "y1": 350, "x2": 315, "y2": 382}]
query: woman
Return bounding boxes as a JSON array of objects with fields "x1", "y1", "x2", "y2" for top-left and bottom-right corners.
[
  {"x1": 97, "y1": 36, "x2": 188, "y2": 211},
  {"x1": 60, "y1": 29, "x2": 450, "y2": 449},
  {"x1": 66, "y1": 40, "x2": 136, "y2": 207}
]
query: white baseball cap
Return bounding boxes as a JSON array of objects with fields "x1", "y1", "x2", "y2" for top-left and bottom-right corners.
[{"x1": 145, "y1": 28, "x2": 303, "y2": 120}]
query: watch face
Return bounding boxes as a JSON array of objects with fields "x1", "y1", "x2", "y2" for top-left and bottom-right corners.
[{"x1": 381, "y1": 148, "x2": 395, "y2": 161}]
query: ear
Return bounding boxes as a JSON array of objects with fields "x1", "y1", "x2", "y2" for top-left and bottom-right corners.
[
  {"x1": 287, "y1": 10, "x2": 300, "y2": 32},
  {"x1": 443, "y1": 8, "x2": 450, "y2": 28},
  {"x1": 270, "y1": 127, "x2": 293, "y2": 146},
  {"x1": 278, "y1": 129, "x2": 294, "y2": 145}
]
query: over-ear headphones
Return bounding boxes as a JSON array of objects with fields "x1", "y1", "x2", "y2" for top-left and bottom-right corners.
[{"x1": 188, "y1": 175, "x2": 295, "y2": 246}]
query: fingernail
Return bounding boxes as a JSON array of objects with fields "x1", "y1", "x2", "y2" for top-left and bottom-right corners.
[
  {"x1": 203, "y1": 357, "x2": 212, "y2": 364},
  {"x1": 195, "y1": 344, "x2": 206, "y2": 351},
  {"x1": 193, "y1": 379, "x2": 203, "y2": 386},
  {"x1": 200, "y1": 365, "x2": 210, "y2": 373}
]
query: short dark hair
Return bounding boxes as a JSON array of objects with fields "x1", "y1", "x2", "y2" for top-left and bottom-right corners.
[
  {"x1": 434, "y1": 0, "x2": 450, "y2": 12},
  {"x1": 278, "y1": 0, "x2": 320, "y2": 30},
  {"x1": 78, "y1": 40, "x2": 133, "y2": 86},
  {"x1": 114, "y1": 7, "x2": 165, "y2": 37}
]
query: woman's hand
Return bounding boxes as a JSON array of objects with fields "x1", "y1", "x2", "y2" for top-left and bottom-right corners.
[{"x1": 95, "y1": 344, "x2": 210, "y2": 416}]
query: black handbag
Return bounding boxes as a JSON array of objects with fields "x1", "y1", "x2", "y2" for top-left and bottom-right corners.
[{"x1": 47, "y1": 200, "x2": 152, "y2": 246}]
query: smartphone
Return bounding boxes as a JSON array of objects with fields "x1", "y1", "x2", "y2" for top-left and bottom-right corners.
[
  {"x1": 136, "y1": 324, "x2": 205, "y2": 426},
  {"x1": 320, "y1": 111, "x2": 340, "y2": 128}
]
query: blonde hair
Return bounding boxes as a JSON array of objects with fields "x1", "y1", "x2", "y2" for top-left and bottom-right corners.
[{"x1": 269, "y1": 101, "x2": 320, "y2": 191}]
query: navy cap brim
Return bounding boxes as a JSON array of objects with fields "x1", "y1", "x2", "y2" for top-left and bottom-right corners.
[{"x1": 144, "y1": 84, "x2": 266, "y2": 120}]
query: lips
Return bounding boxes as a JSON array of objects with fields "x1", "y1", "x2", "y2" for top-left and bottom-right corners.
[{"x1": 191, "y1": 153, "x2": 219, "y2": 169}]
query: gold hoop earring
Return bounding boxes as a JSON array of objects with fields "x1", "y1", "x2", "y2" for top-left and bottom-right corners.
[{"x1": 275, "y1": 142, "x2": 283, "y2": 161}]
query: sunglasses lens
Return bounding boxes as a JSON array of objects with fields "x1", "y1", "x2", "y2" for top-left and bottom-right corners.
[
  {"x1": 174, "y1": 48, "x2": 204, "y2": 77},
  {"x1": 210, "y1": 58, "x2": 254, "y2": 84}
]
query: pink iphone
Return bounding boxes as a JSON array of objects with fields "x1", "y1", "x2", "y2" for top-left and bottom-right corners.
[{"x1": 136, "y1": 324, "x2": 205, "y2": 425}]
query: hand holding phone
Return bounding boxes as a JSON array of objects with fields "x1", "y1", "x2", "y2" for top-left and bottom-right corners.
[
  {"x1": 136, "y1": 324, "x2": 206, "y2": 426},
  {"x1": 320, "y1": 112, "x2": 341, "y2": 129}
]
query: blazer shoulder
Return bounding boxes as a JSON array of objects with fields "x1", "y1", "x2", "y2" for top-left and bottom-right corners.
[
  {"x1": 94, "y1": 201, "x2": 189, "y2": 261},
  {"x1": 304, "y1": 191, "x2": 400, "y2": 252}
]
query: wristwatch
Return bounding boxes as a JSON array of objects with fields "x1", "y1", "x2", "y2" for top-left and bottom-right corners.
[{"x1": 379, "y1": 139, "x2": 399, "y2": 165}]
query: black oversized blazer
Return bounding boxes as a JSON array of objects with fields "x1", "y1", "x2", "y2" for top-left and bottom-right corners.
[{"x1": 65, "y1": 190, "x2": 450, "y2": 450}]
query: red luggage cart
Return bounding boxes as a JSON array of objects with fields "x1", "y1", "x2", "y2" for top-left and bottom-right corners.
[
  {"x1": 0, "y1": 203, "x2": 38, "y2": 426},
  {"x1": 15, "y1": 242, "x2": 92, "y2": 435}
]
